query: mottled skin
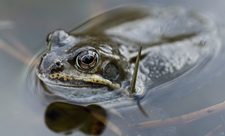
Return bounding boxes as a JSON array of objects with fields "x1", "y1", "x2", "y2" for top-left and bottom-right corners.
[{"x1": 36, "y1": 6, "x2": 219, "y2": 102}]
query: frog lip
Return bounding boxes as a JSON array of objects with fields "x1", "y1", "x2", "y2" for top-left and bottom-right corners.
[
  {"x1": 39, "y1": 78, "x2": 116, "y2": 91},
  {"x1": 37, "y1": 74, "x2": 105, "y2": 87},
  {"x1": 36, "y1": 71, "x2": 121, "y2": 90}
]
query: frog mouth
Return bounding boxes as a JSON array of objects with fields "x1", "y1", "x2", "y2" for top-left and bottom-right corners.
[
  {"x1": 37, "y1": 72, "x2": 130, "y2": 96},
  {"x1": 37, "y1": 74, "x2": 121, "y2": 90}
]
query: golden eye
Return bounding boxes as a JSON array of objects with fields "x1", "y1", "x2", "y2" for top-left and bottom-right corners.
[{"x1": 76, "y1": 50, "x2": 99, "y2": 70}]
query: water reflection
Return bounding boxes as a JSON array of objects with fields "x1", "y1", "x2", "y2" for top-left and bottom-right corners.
[
  {"x1": 44, "y1": 101, "x2": 181, "y2": 136},
  {"x1": 45, "y1": 102, "x2": 107, "y2": 135}
]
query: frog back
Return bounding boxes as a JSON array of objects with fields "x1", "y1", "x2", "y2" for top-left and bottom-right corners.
[
  {"x1": 70, "y1": 6, "x2": 216, "y2": 46},
  {"x1": 70, "y1": 6, "x2": 220, "y2": 101}
]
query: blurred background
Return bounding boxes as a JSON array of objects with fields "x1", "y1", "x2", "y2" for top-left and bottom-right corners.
[{"x1": 1, "y1": 0, "x2": 225, "y2": 136}]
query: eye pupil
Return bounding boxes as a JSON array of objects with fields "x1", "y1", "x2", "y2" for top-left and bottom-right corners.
[{"x1": 82, "y1": 55, "x2": 94, "y2": 64}]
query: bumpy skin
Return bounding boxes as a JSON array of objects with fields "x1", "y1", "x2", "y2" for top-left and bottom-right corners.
[{"x1": 36, "y1": 6, "x2": 220, "y2": 103}]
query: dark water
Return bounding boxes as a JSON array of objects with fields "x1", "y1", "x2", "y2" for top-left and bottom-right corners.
[{"x1": 1, "y1": 0, "x2": 225, "y2": 136}]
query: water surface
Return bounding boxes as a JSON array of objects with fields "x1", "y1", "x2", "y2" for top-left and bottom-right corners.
[{"x1": 1, "y1": 0, "x2": 225, "y2": 136}]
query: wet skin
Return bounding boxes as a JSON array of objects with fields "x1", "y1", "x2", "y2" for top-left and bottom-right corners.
[
  {"x1": 36, "y1": 6, "x2": 220, "y2": 103},
  {"x1": 37, "y1": 31, "x2": 131, "y2": 90}
]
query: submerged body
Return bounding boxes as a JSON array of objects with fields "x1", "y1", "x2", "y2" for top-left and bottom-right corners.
[{"x1": 36, "y1": 6, "x2": 220, "y2": 103}]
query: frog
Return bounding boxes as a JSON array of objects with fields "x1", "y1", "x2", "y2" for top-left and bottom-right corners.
[{"x1": 36, "y1": 6, "x2": 220, "y2": 104}]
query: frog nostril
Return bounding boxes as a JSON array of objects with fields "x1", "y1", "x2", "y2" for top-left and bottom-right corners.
[
  {"x1": 50, "y1": 62, "x2": 64, "y2": 74},
  {"x1": 56, "y1": 62, "x2": 61, "y2": 66}
]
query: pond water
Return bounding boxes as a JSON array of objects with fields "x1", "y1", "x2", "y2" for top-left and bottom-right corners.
[{"x1": 1, "y1": 0, "x2": 225, "y2": 136}]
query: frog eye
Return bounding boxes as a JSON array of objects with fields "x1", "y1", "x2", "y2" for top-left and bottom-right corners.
[{"x1": 75, "y1": 50, "x2": 99, "y2": 70}]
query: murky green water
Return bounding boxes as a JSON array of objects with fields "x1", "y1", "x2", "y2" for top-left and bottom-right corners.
[{"x1": 1, "y1": 0, "x2": 225, "y2": 136}]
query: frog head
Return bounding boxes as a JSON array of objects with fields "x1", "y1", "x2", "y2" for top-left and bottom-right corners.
[{"x1": 36, "y1": 30, "x2": 131, "y2": 102}]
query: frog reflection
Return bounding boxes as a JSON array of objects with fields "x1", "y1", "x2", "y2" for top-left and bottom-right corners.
[
  {"x1": 45, "y1": 102, "x2": 107, "y2": 135},
  {"x1": 44, "y1": 102, "x2": 178, "y2": 136},
  {"x1": 36, "y1": 6, "x2": 220, "y2": 103}
]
